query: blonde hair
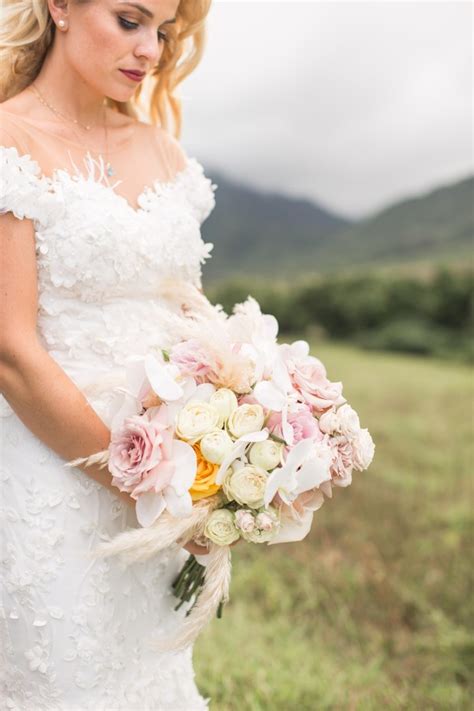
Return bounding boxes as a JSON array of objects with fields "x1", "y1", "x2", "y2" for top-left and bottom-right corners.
[{"x1": 0, "y1": 0, "x2": 211, "y2": 138}]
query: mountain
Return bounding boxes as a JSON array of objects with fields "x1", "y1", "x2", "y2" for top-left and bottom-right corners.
[
  {"x1": 200, "y1": 171, "x2": 353, "y2": 281},
  {"x1": 200, "y1": 170, "x2": 473, "y2": 282}
]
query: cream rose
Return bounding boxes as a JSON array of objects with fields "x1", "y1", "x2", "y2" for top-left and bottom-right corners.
[
  {"x1": 175, "y1": 401, "x2": 220, "y2": 444},
  {"x1": 223, "y1": 464, "x2": 269, "y2": 509},
  {"x1": 200, "y1": 429, "x2": 234, "y2": 465},
  {"x1": 227, "y1": 404, "x2": 265, "y2": 440},
  {"x1": 204, "y1": 509, "x2": 241, "y2": 546},
  {"x1": 248, "y1": 440, "x2": 283, "y2": 471},
  {"x1": 352, "y1": 428, "x2": 375, "y2": 471},
  {"x1": 209, "y1": 388, "x2": 239, "y2": 427}
]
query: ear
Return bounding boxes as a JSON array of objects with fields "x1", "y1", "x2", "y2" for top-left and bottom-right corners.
[{"x1": 47, "y1": 0, "x2": 70, "y2": 28}]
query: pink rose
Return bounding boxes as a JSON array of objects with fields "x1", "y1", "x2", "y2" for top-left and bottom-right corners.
[
  {"x1": 108, "y1": 412, "x2": 169, "y2": 494},
  {"x1": 235, "y1": 509, "x2": 256, "y2": 533},
  {"x1": 267, "y1": 404, "x2": 324, "y2": 444},
  {"x1": 169, "y1": 339, "x2": 215, "y2": 381},
  {"x1": 281, "y1": 344, "x2": 345, "y2": 414},
  {"x1": 352, "y1": 428, "x2": 375, "y2": 471},
  {"x1": 329, "y1": 435, "x2": 353, "y2": 487},
  {"x1": 255, "y1": 512, "x2": 275, "y2": 532}
]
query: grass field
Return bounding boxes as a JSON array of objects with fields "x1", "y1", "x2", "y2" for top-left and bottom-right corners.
[{"x1": 193, "y1": 341, "x2": 473, "y2": 710}]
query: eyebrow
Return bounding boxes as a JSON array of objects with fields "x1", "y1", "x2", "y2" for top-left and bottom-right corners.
[{"x1": 117, "y1": 2, "x2": 176, "y2": 23}]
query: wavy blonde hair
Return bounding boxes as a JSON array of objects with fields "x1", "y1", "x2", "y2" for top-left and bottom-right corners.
[{"x1": 0, "y1": 0, "x2": 211, "y2": 138}]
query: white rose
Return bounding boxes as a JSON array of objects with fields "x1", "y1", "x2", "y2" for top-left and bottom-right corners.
[
  {"x1": 249, "y1": 440, "x2": 283, "y2": 471},
  {"x1": 209, "y1": 388, "x2": 239, "y2": 427},
  {"x1": 223, "y1": 464, "x2": 268, "y2": 509},
  {"x1": 204, "y1": 509, "x2": 240, "y2": 546},
  {"x1": 227, "y1": 404, "x2": 265, "y2": 440},
  {"x1": 176, "y1": 400, "x2": 220, "y2": 444},
  {"x1": 352, "y1": 428, "x2": 375, "y2": 471},
  {"x1": 200, "y1": 429, "x2": 234, "y2": 464},
  {"x1": 234, "y1": 509, "x2": 256, "y2": 533}
]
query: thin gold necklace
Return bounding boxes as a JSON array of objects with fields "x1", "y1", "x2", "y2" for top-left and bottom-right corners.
[{"x1": 29, "y1": 83, "x2": 115, "y2": 177}]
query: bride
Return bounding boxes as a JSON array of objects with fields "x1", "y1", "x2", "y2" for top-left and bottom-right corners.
[{"x1": 0, "y1": 0, "x2": 219, "y2": 707}]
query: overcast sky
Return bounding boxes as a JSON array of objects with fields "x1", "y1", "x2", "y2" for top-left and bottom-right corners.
[{"x1": 178, "y1": 1, "x2": 472, "y2": 220}]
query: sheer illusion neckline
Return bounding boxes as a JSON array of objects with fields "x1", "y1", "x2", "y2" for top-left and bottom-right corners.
[
  {"x1": 0, "y1": 107, "x2": 136, "y2": 154},
  {"x1": 1, "y1": 144, "x2": 195, "y2": 215}
]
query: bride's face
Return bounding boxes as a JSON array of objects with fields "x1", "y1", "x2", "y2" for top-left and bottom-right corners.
[{"x1": 53, "y1": 0, "x2": 181, "y2": 100}]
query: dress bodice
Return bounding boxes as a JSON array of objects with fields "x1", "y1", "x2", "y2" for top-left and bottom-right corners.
[
  {"x1": 0, "y1": 143, "x2": 215, "y2": 709},
  {"x1": 0, "y1": 145, "x2": 217, "y2": 418}
]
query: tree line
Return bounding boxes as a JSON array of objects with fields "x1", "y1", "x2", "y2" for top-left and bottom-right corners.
[{"x1": 206, "y1": 267, "x2": 473, "y2": 361}]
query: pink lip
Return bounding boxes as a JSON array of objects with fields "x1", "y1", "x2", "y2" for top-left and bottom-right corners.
[{"x1": 119, "y1": 69, "x2": 145, "y2": 82}]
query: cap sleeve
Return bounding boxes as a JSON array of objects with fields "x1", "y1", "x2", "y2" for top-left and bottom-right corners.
[
  {"x1": 181, "y1": 157, "x2": 217, "y2": 226},
  {"x1": 0, "y1": 138, "x2": 53, "y2": 226},
  {"x1": 162, "y1": 131, "x2": 217, "y2": 226}
]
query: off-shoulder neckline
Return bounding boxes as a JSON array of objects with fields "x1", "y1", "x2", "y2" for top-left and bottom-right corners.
[{"x1": 0, "y1": 143, "x2": 204, "y2": 215}]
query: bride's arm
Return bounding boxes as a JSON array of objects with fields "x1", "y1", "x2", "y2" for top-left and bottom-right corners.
[
  {"x1": 0, "y1": 209, "x2": 133, "y2": 505},
  {"x1": 0, "y1": 206, "x2": 210, "y2": 555}
]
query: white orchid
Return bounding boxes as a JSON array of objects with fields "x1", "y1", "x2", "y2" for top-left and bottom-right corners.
[{"x1": 263, "y1": 437, "x2": 332, "y2": 509}]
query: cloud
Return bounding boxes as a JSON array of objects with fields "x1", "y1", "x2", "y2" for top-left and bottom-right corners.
[{"x1": 179, "y1": 1, "x2": 472, "y2": 218}]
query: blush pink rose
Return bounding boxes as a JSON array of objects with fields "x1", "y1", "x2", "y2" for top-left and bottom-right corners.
[
  {"x1": 108, "y1": 412, "x2": 170, "y2": 494},
  {"x1": 235, "y1": 509, "x2": 256, "y2": 533},
  {"x1": 281, "y1": 346, "x2": 345, "y2": 414},
  {"x1": 169, "y1": 339, "x2": 216, "y2": 381},
  {"x1": 329, "y1": 435, "x2": 353, "y2": 487},
  {"x1": 267, "y1": 404, "x2": 324, "y2": 444}
]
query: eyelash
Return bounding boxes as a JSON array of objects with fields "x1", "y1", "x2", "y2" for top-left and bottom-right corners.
[{"x1": 118, "y1": 16, "x2": 169, "y2": 42}]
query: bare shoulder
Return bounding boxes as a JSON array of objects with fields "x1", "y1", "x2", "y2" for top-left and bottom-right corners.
[
  {"x1": 135, "y1": 120, "x2": 188, "y2": 172},
  {"x1": 0, "y1": 100, "x2": 31, "y2": 152}
]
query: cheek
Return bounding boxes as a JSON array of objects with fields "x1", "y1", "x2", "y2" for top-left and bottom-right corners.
[{"x1": 68, "y1": 16, "x2": 127, "y2": 73}]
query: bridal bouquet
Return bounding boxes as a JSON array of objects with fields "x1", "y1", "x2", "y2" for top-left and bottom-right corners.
[{"x1": 67, "y1": 285, "x2": 375, "y2": 652}]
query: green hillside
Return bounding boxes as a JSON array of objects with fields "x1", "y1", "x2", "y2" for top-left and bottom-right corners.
[{"x1": 201, "y1": 171, "x2": 473, "y2": 281}]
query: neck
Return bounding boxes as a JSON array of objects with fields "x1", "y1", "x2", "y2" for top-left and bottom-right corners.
[{"x1": 34, "y1": 39, "x2": 106, "y2": 126}]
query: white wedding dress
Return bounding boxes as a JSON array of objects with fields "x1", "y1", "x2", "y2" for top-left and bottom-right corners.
[{"x1": 0, "y1": 133, "x2": 217, "y2": 710}]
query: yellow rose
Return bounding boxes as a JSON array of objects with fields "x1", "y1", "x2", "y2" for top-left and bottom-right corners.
[{"x1": 189, "y1": 443, "x2": 222, "y2": 502}]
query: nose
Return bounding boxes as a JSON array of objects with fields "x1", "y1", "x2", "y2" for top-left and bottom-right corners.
[{"x1": 133, "y1": 29, "x2": 162, "y2": 66}]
